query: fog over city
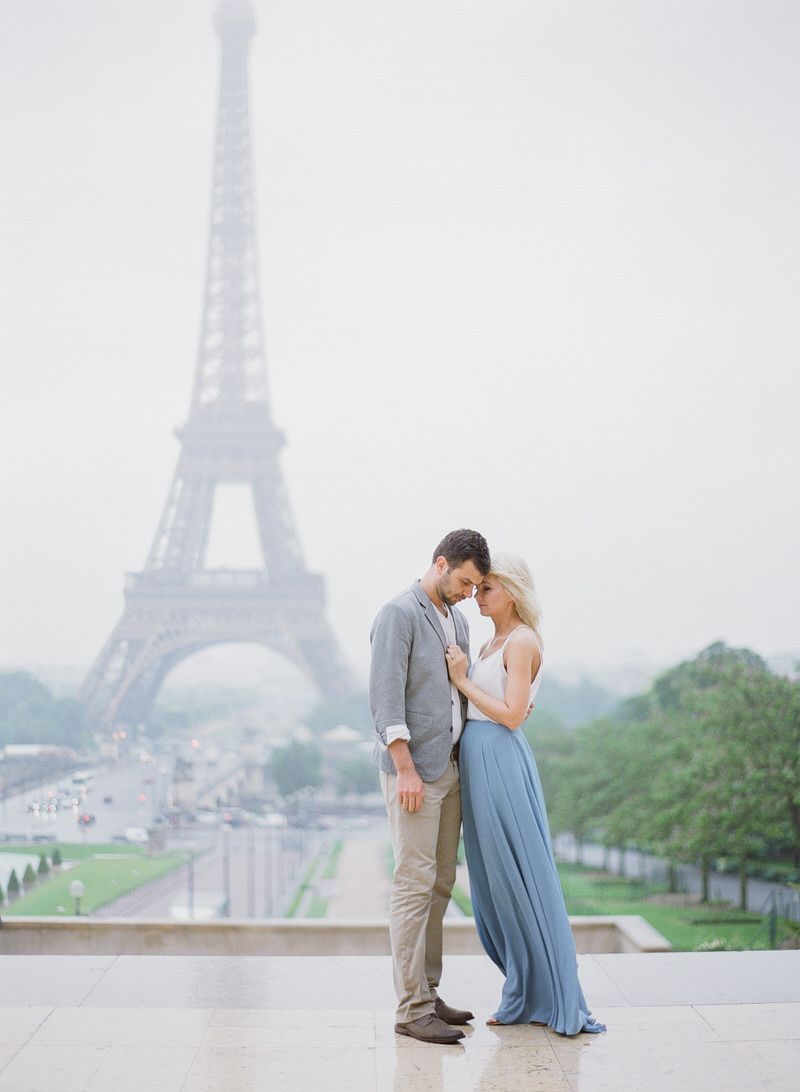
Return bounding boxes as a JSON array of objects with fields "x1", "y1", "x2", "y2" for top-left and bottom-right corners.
[{"x1": 2, "y1": 0, "x2": 798, "y2": 693}]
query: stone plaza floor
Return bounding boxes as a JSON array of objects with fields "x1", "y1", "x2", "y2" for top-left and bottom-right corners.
[{"x1": 0, "y1": 950, "x2": 797, "y2": 1091}]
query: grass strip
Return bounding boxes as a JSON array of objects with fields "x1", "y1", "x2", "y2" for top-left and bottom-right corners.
[
  {"x1": 321, "y1": 838, "x2": 344, "y2": 881},
  {"x1": 307, "y1": 895, "x2": 329, "y2": 918},
  {"x1": 450, "y1": 882, "x2": 473, "y2": 916},
  {"x1": 285, "y1": 855, "x2": 320, "y2": 918},
  {"x1": 4, "y1": 853, "x2": 186, "y2": 916}
]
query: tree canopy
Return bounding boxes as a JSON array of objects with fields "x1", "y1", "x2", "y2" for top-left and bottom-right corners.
[
  {"x1": 529, "y1": 643, "x2": 800, "y2": 902},
  {"x1": 0, "y1": 672, "x2": 93, "y2": 751},
  {"x1": 269, "y1": 740, "x2": 323, "y2": 798}
]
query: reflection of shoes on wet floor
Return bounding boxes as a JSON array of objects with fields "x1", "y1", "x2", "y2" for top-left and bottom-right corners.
[
  {"x1": 434, "y1": 997, "x2": 474, "y2": 1025},
  {"x1": 395, "y1": 1014, "x2": 465, "y2": 1044},
  {"x1": 487, "y1": 1017, "x2": 547, "y2": 1027}
]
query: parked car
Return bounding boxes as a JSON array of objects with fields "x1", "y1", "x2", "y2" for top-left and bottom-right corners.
[
  {"x1": 122, "y1": 827, "x2": 149, "y2": 844},
  {"x1": 77, "y1": 812, "x2": 96, "y2": 827}
]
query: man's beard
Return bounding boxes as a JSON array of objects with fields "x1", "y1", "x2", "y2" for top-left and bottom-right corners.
[{"x1": 438, "y1": 578, "x2": 458, "y2": 606}]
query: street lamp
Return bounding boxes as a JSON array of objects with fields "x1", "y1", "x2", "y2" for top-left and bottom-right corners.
[{"x1": 69, "y1": 879, "x2": 85, "y2": 916}]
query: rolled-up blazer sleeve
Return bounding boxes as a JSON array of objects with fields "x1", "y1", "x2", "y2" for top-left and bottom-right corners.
[{"x1": 369, "y1": 601, "x2": 412, "y2": 744}]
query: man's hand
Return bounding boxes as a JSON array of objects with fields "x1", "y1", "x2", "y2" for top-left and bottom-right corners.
[
  {"x1": 397, "y1": 767, "x2": 424, "y2": 812},
  {"x1": 387, "y1": 739, "x2": 425, "y2": 812}
]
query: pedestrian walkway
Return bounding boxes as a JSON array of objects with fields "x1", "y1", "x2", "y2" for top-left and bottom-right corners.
[
  {"x1": 0, "y1": 951, "x2": 796, "y2": 1090},
  {"x1": 326, "y1": 831, "x2": 389, "y2": 918}
]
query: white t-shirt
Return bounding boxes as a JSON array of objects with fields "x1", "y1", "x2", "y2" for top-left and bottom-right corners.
[{"x1": 435, "y1": 604, "x2": 464, "y2": 746}]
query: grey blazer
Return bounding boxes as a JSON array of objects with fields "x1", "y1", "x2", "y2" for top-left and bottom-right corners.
[{"x1": 369, "y1": 581, "x2": 470, "y2": 781}]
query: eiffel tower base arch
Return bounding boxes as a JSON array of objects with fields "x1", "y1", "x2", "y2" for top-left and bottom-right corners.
[{"x1": 81, "y1": 572, "x2": 354, "y2": 733}]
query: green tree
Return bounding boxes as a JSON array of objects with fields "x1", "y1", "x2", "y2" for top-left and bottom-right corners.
[
  {"x1": 336, "y1": 755, "x2": 378, "y2": 796},
  {"x1": 523, "y1": 715, "x2": 573, "y2": 838},
  {"x1": 649, "y1": 641, "x2": 767, "y2": 714},
  {"x1": 533, "y1": 643, "x2": 797, "y2": 908},
  {"x1": 622, "y1": 646, "x2": 781, "y2": 906},
  {"x1": 38, "y1": 853, "x2": 50, "y2": 877},
  {"x1": 534, "y1": 677, "x2": 619, "y2": 728},
  {"x1": 305, "y1": 691, "x2": 372, "y2": 737},
  {"x1": 7, "y1": 869, "x2": 20, "y2": 899},
  {"x1": 270, "y1": 740, "x2": 323, "y2": 797},
  {"x1": 0, "y1": 672, "x2": 93, "y2": 749},
  {"x1": 692, "y1": 669, "x2": 800, "y2": 879},
  {"x1": 23, "y1": 862, "x2": 37, "y2": 887}
]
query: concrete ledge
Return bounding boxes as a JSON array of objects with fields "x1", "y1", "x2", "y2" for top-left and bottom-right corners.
[{"x1": 0, "y1": 915, "x2": 671, "y2": 955}]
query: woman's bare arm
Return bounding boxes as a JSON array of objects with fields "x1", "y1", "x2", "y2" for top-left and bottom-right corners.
[{"x1": 446, "y1": 630, "x2": 540, "y2": 730}]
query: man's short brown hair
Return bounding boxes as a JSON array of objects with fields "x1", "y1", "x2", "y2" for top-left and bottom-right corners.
[{"x1": 432, "y1": 529, "x2": 491, "y2": 576}]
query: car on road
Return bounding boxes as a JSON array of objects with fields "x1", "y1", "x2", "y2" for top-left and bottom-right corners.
[
  {"x1": 77, "y1": 812, "x2": 96, "y2": 827},
  {"x1": 122, "y1": 827, "x2": 149, "y2": 844},
  {"x1": 219, "y1": 808, "x2": 248, "y2": 828},
  {"x1": 254, "y1": 812, "x2": 288, "y2": 828}
]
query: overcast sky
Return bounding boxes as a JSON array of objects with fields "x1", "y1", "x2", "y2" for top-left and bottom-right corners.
[{"x1": 1, "y1": 0, "x2": 798, "y2": 690}]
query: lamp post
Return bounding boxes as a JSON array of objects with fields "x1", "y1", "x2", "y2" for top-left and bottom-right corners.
[
  {"x1": 221, "y1": 826, "x2": 231, "y2": 917},
  {"x1": 69, "y1": 879, "x2": 85, "y2": 916}
]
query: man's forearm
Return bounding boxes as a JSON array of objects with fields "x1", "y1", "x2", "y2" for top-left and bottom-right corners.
[{"x1": 387, "y1": 738, "x2": 416, "y2": 774}]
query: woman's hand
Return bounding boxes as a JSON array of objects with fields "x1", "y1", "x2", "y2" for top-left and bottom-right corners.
[{"x1": 446, "y1": 644, "x2": 468, "y2": 685}]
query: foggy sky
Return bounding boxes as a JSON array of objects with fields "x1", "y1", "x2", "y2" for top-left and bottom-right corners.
[{"x1": 1, "y1": 0, "x2": 798, "y2": 688}]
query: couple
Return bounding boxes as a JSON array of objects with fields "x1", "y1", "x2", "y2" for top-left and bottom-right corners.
[{"x1": 369, "y1": 528, "x2": 605, "y2": 1045}]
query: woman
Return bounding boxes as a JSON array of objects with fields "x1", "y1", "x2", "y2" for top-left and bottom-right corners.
[{"x1": 445, "y1": 553, "x2": 605, "y2": 1035}]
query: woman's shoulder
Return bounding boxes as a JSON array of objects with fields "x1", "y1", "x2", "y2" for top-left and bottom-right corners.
[
  {"x1": 504, "y1": 626, "x2": 543, "y2": 672},
  {"x1": 507, "y1": 625, "x2": 541, "y2": 651}
]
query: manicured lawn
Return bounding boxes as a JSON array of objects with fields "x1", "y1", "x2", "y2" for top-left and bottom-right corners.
[
  {"x1": 557, "y1": 863, "x2": 774, "y2": 951},
  {"x1": 3, "y1": 846, "x2": 187, "y2": 916},
  {"x1": 449, "y1": 861, "x2": 782, "y2": 951}
]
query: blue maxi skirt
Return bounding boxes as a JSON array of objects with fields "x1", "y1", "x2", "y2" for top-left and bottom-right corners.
[{"x1": 460, "y1": 718, "x2": 603, "y2": 1034}]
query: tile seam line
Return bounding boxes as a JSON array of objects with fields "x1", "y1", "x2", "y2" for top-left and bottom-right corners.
[
  {"x1": 0, "y1": 1017, "x2": 55, "y2": 1082},
  {"x1": 78, "y1": 954, "x2": 120, "y2": 1007},
  {"x1": 690, "y1": 1004, "x2": 725, "y2": 1040},
  {"x1": 372, "y1": 1008, "x2": 379, "y2": 1092},
  {"x1": 26, "y1": 1004, "x2": 58, "y2": 1036},
  {"x1": 179, "y1": 1007, "x2": 217, "y2": 1092},
  {"x1": 587, "y1": 953, "x2": 637, "y2": 1007}
]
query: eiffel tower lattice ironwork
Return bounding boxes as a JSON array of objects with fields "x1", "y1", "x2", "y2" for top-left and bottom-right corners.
[{"x1": 82, "y1": 0, "x2": 353, "y2": 731}]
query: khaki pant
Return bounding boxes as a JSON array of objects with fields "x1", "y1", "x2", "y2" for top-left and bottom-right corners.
[{"x1": 380, "y1": 760, "x2": 461, "y2": 1024}]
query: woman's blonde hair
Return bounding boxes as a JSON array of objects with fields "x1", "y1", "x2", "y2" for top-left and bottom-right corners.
[{"x1": 489, "y1": 551, "x2": 543, "y2": 646}]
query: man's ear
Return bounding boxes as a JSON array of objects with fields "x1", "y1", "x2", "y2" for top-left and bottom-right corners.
[{"x1": 434, "y1": 556, "x2": 448, "y2": 575}]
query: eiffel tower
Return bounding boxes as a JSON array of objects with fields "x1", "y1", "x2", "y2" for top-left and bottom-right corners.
[{"x1": 82, "y1": 0, "x2": 353, "y2": 732}]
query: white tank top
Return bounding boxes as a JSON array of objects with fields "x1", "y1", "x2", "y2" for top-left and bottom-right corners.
[{"x1": 466, "y1": 625, "x2": 543, "y2": 721}]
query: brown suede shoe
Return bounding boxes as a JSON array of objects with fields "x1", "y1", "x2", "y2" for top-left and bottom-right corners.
[
  {"x1": 395, "y1": 1013, "x2": 465, "y2": 1044},
  {"x1": 434, "y1": 997, "x2": 475, "y2": 1025}
]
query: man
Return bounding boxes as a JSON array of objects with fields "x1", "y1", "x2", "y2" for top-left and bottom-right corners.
[{"x1": 369, "y1": 528, "x2": 491, "y2": 1045}]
